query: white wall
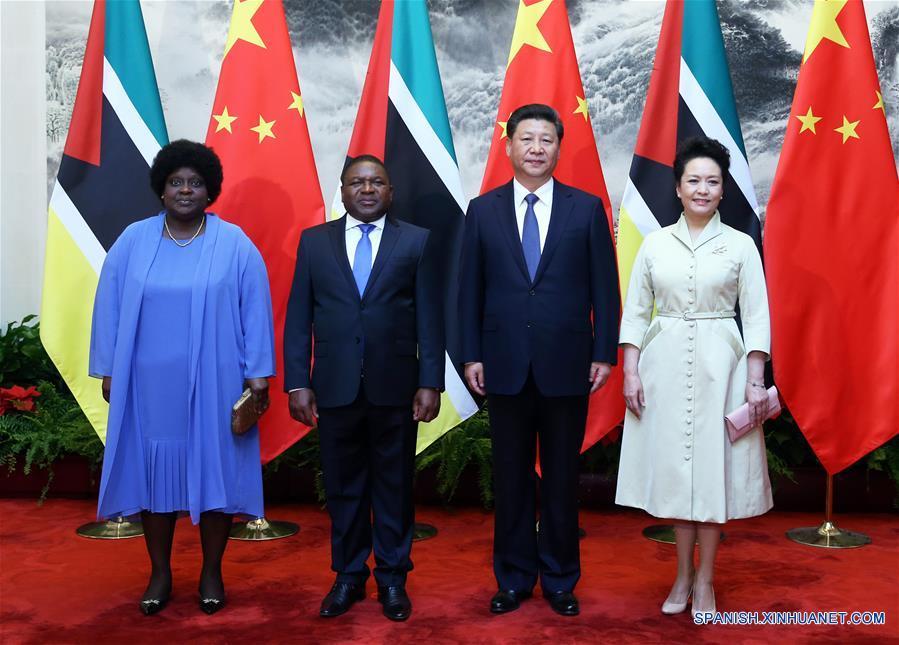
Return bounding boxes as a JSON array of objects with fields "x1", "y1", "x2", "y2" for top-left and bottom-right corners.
[{"x1": 1, "y1": 1, "x2": 47, "y2": 325}]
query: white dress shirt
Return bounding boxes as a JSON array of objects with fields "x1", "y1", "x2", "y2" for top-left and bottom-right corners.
[
  {"x1": 345, "y1": 213, "x2": 386, "y2": 267},
  {"x1": 512, "y1": 177, "x2": 553, "y2": 252}
]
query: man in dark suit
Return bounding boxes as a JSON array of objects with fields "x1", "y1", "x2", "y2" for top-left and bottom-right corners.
[
  {"x1": 459, "y1": 104, "x2": 620, "y2": 616},
  {"x1": 284, "y1": 155, "x2": 443, "y2": 622}
]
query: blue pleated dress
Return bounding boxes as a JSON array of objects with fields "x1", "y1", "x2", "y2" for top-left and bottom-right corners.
[
  {"x1": 91, "y1": 214, "x2": 276, "y2": 524},
  {"x1": 132, "y1": 237, "x2": 200, "y2": 513}
]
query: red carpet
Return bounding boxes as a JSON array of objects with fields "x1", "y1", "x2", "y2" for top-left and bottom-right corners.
[{"x1": 1, "y1": 500, "x2": 896, "y2": 644}]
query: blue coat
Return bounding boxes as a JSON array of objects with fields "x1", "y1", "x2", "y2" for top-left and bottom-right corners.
[
  {"x1": 459, "y1": 180, "x2": 620, "y2": 396},
  {"x1": 90, "y1": 214, "x2": 275, "y2": 523},
  {"x1": 283, "y1": 215, "x2": 445, "y2": 408}
]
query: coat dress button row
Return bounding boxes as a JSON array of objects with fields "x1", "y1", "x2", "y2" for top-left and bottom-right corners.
[
  {"x1": 688, "y1": 322, "x2": 695, "y2": 328},
  {"x1": 687, "y1": 371, "x2": 693, "y2": 377},
  {"x1": 688, "y1": 382, "x2": 694, "y2": 388},
  {"x1": 685, "y1": 455, "x2": 692, "y2": 461},
  {"x1": 686, "y1": 429, "x2": 692, "y2": 436},
  {"x1": 686, "y1": 443, "x2": 692, "y2": 449}
]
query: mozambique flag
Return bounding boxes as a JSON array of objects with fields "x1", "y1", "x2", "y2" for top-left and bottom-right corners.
[
  {"x1": 330, "y1": 0, "x2": 477, "y2": 454},
  {"x1": 617, "y1": 0, "x2": 761, "y2": 302},
  {"x1": 765, "y1": 0, "x2": 899, "y2": 474},
  {"x1": 480, "y1": 0, "x2": 623, "y2": 451},
  {"x1": 41, "y1": 0, "x2": 167, "y2": 441},
  {"x1": 206, "y1": 0, "x2": 326, "y2": 462}
]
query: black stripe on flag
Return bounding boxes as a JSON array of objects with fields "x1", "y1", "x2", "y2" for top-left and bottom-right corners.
[
  {"x1": 57, "y1": 95, "x2": 161, "y2": 252},
  {"x1": 384, "y1": 99, "x2": 465, "y2": 375},
  {"x1": 676, "y1": 96, "x2": 762, "y2": 253},
  {"x1": 628, "y1": 154, "x2": 682, "y2": 229}
]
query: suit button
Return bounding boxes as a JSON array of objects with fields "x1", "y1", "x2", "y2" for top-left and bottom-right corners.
[
  {"x1": 527, "y1": 322, "x2": 531, "y2": 328},
  {"x1": 360, "y1": 304, "x2": 365, "y2": 310},
  {"x1": 529, "y1": 290, "x2": 535, "y2": 296}
]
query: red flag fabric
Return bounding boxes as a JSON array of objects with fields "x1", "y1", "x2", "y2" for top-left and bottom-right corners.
[
  {"x1": 205, "y1": 0, "x2": 325, "y2": 462},
  {"x1": 481, "y1": 0, "x2": 623, "y2": 452},
  {"x1": 764, "y1": 0, "x2": 899, "y2": 474}
]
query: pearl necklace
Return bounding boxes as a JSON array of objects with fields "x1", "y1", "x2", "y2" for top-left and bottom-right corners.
[{"x1": 164, "y1": 215, "x2": 205, "y2": 247}]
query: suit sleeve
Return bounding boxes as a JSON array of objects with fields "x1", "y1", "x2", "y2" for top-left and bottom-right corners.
[
  {"x1": 458, "y1": 200, "x2": 485, "y2": 364},
  {"x1": 415, "y1": 229, "x2": 445, "y2": 389},
  {"x1": 588, "y1": 199, "x2": 621, "y2": 364},
  {"x1": 283, "y1": 231, "x2": 314, "y2": 391},
  {"x1": 239, "y1": 240, "x2": 276, "y2": 379}
]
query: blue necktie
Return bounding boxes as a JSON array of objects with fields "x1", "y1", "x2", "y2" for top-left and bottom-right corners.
[
  {"x1": 522, "y1": 193, "x2": 541, "y2": 281},
  {"x1": 353, "y1": 223, "x2": 375, "y2": 295}
]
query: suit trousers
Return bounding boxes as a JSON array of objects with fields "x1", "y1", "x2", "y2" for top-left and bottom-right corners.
[
  {"x1": 318, "y1": 381, "x2": 418, "y2": 587},
  {"x1": 487, "y1": 371, "x2": 588, "y2": 593}
]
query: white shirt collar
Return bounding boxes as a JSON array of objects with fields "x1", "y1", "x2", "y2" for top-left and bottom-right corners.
[
  {"x1": 513, "y1": 177, "x2": 554, "y2": 206},
  {"x1": 345, "y1": 213, "x2": 386, "y2": 231}
]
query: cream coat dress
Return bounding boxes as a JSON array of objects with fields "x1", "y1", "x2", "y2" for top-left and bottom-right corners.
[{"x1": 615, "y1": 213, "x2": 773, "y2": 523}]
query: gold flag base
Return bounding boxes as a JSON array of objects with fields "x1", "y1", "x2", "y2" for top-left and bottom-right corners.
[
  {"x1": 229, "y1": 517, "x2": 299, "y2": 541},
  {"x1": 413, "y1": 522, "x2": 437, "y2": 541},
  {"x1": 642, "y1": 524, "x2": 726, "y2": 544},
  {"x1": 76, "y1": 517, "x2": 144, "y2": 539},
  {"x1": 786, "y1": 521, "x2": 871, "y2": 549}
]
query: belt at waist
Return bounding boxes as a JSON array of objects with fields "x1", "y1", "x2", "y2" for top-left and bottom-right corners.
[{"x1": 656, "y1": 310, "x2": 736, "y2": 320}]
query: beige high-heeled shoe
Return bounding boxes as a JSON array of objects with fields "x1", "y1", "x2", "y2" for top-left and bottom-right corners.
[
  {"x1": 691, "y1": 585, "x2": 716, "y2": 619},
  {"x1": 661, "y1": 584, "x2": 693, "y2": 615}
]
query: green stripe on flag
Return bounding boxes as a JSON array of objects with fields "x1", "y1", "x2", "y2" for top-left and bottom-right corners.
[
  {"x1": 391, "y1": 0, "x2": 457, "y2": 162},
  {"x1": 104, "y1": 0, "x2": 167, "y2": 148},
  {"x1": 681, "y1": 0, "x2": 746, "y2": 155}
]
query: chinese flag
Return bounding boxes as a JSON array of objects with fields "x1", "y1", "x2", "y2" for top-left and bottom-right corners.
[
  {"x1": 481, "y1": 0, "x2": 624, "y2": 451},
  {"x1": 206, "y1": 0, "x2": 325, "y2": 462},
  {"x1": 765, "y1": 0, "x2": 899, "y2": 474}
]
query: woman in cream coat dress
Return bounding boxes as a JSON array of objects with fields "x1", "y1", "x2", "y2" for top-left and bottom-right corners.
[{"x1": 616, "y1": 137, "x2": 773, "y2": 618}]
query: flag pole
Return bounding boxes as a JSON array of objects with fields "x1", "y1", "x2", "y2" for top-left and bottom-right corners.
[
  {"x1": 785, "y1": 471, "x2": 871, "y2": 549},
  {"x1": 230, "y1": 516, "x2": 299, "y2": 541},
  {"x1": 76, "y1": 516, "x2": 143, "y2": 539}
]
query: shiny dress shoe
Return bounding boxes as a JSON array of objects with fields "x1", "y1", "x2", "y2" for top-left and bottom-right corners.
[
  {"x1": 543, "y1": 590, "x2": 579, "y2": 616},
  {"x1": 320, "y1": 582, "x2": 366, "y2": 617},
  {"x1": 661, "y1": 585, "x2": 693, "y2": 615},
  {"x1": 139, "y1": 594, "x2": 169, "y2": 616},
  {"x1": 377, "y1": 585, "x2": 412, "y2": 621},
  {"x1": 490, "y1": 589, "x2": 532, "y2": 614},
  {"x1": 199, "y1": 594, "x2": 226, "y2": 615}
]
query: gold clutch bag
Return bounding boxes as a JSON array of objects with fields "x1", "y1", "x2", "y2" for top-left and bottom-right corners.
[{"x1": 231, "y1": 388, "x2": 262, "y2": 435}]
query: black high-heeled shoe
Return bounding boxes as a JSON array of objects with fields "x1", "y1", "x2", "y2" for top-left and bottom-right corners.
[
  {"x1": 198, "y1": 594, "x2": 226, "y2": 615},
  {"x1": 139, "y1": 593, "x2": 170, "y2": 616}
]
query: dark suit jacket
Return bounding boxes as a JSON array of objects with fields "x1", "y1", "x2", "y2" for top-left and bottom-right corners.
[
  {"x1": 459, "y1": 180, "x2": 620, "y2": 396},
  {"x1": 284, "y1": 215, "x2": 444, "y2": 408}
]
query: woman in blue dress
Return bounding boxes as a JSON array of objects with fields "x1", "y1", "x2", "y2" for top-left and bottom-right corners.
[{"x1": 90, "y1": 140, "x2": 275, "y2": 616}]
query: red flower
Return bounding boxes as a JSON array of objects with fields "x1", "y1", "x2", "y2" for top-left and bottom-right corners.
[{"x1": 0, "y1": 385, "x2": 41, "y2": 415}]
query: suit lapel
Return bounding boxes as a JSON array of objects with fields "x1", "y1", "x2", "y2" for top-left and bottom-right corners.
[
  {"x1": 493, "y1": 182, "x2": 530, "y2": 283},
  {"x1": 328, "y1": 216, "x2": 360, "y2": 301},
  {"x1": 362, "y1": 216, "x2": 400, "y2": 300},
  {"x1": 533, "y1": 181, "x2": 573, "y2": 285}
]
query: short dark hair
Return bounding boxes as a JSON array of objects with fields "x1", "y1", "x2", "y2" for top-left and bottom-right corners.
[
  {"x1": 672, "y1": 136, "x2": 730, "y2": 183},
  {"x1": 340, "y1": 154, "x2": 390, "y2": 184},
  {"x1": 150, "y1": 139, "x2": 224, "y2": 203},
  {"x1": 506, "y1": 103, "x2": 564, "y2": 141}
]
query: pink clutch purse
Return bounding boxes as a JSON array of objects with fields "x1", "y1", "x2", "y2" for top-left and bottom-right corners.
[{"x1": 725, "y1": 386, "x2": 781, "y2": 442}]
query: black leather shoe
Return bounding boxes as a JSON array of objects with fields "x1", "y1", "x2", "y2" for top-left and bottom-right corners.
[
  {"x1": 320, "y1": 582, "x2": 365, "y2": 617},
  {"x1": 199, "y1": 594, "x2": 226, "y2": 615},
  {"x1": 543, "y1": 590, "x2": 579, "y2": 616},
  {"x1": 490, "y1": 589, "x2": 532, "y2": 614},
  {"x1": 377, "y1": 585, "x2": 411, "y2": 621},
  {"x1": 139, "y1": 594, "x2": 169, "y2": 616}
]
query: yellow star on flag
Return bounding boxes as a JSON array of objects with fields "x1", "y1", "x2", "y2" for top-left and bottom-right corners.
[
  {"x1": 498, "y1": 120, "x2": 509, "y2": 139},
  {"x1": 872, "y1": 91, "x2": 884, "y2": 112},
  {"x1": 803, "y1": 0, "x2": 849, "y2": 63},
  {"x1": 834, "y1": 115, "x2": 860, "y2": 144},
  {"x1": 795, "y1": 106, "x2": 822, "y2": 134},
  {"x1": 250, "y1": 115, "x2": 276, "y2": 143},
  {"x1": 573, "y1": 95, "x2": 589, "y2": 122},
  {"x1": 212, "y1": 106, "x2": 238, "y2": 134},
  {"x1": 224, "y1": 0, "x2": 266, "y2": 59},
  {"x1": 507, "y1": 0, "x2": 553, "y2": 67},
  {"x1": 288, "y1": 91, "x2": 305, "y2": 117}
]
